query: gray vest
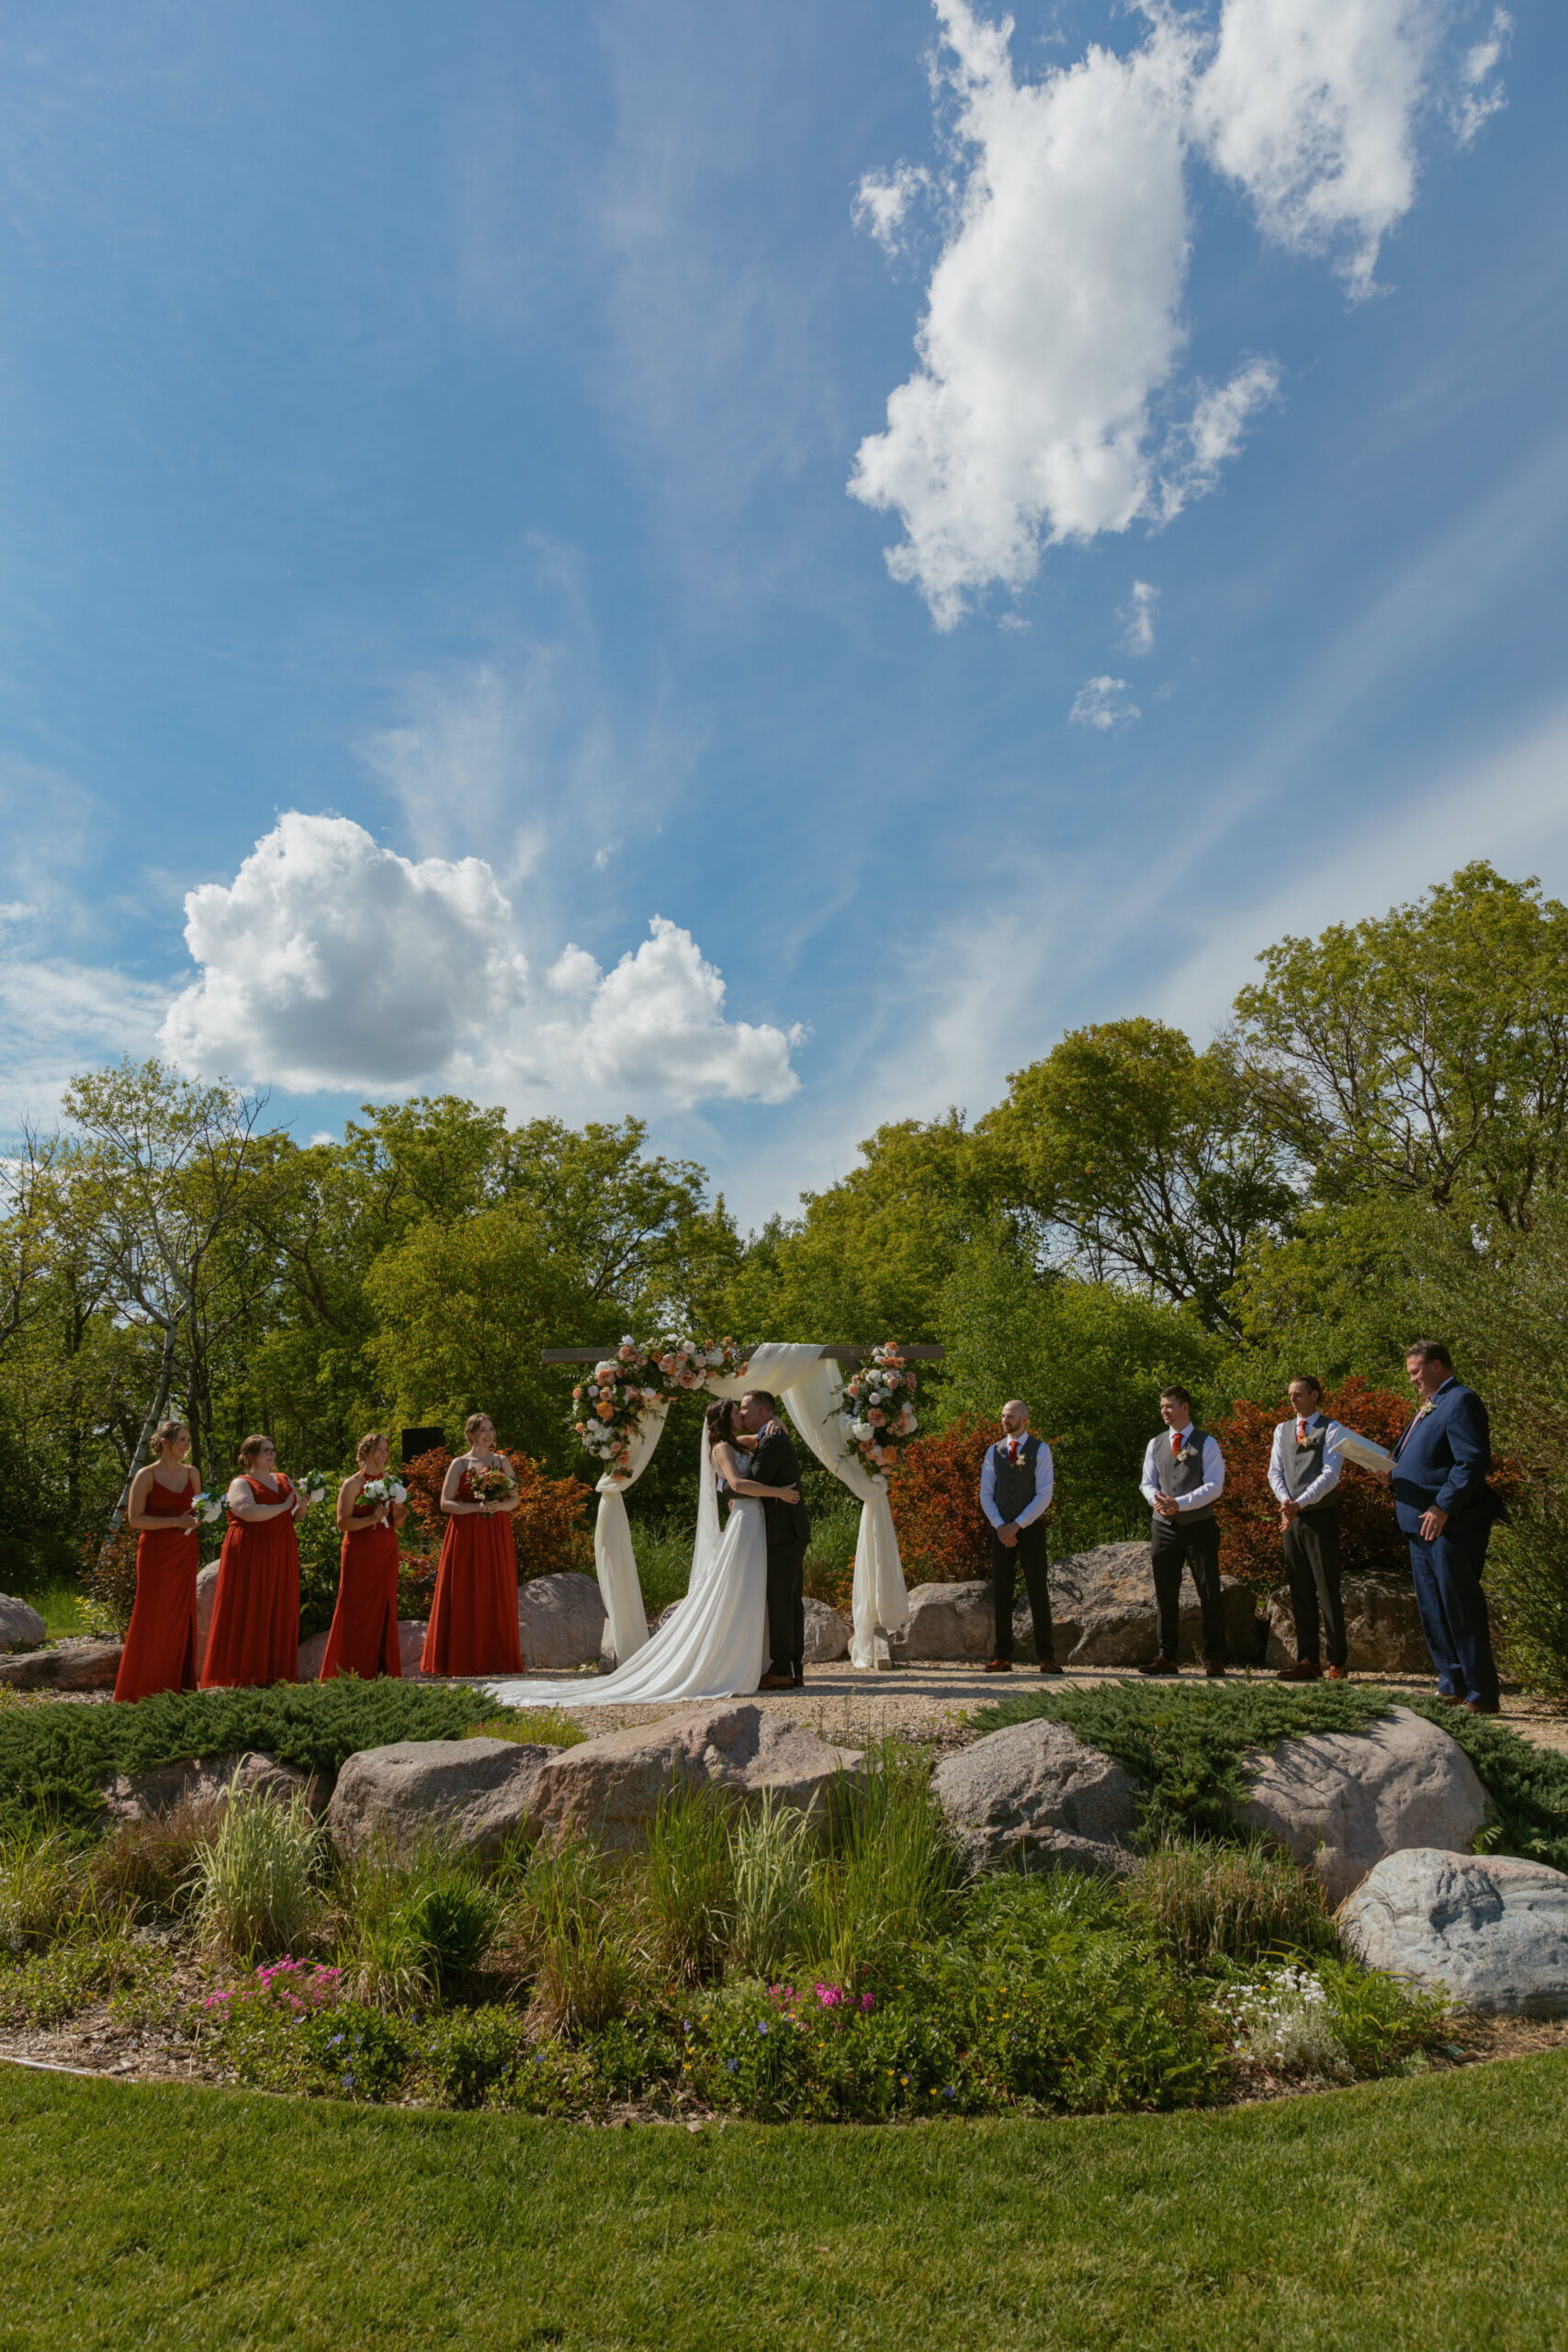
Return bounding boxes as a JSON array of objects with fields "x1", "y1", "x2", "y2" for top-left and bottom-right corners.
[
  {"x1": 1152, "y1": 1427, "x2": 1215, "y2": 1523},
  {"x1": 1280, "y1": 1418, "x2": 1337, "y2": 1509},
  {"x1": 991, "y1": 1434, "x2": 1043, "y2": 1524}
]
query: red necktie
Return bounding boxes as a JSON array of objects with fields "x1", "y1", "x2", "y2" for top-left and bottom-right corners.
[
  {"x1": 1297, "y1": 1419, "x2": 1307, "y2": 1443},
  {"x1": 1171, "y1": 1431, "x2": 1180, "y2": 1457},
  {"x1": 1010, "y1": 1440, "x2": 1019, "y2": 1464}
]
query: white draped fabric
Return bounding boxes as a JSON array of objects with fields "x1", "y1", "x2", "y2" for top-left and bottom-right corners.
[{"x1": 573, "y1": 1340, "x2": 908, "y2": 1680}]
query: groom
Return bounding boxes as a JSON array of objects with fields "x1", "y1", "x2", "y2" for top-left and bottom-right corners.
[{"x1": 738, "y1": 1390, "x2": 811, "y2": 1690}]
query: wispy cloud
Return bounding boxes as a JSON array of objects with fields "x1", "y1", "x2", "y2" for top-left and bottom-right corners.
[
  {"x1": 1121, "y1": 580, "x2": 1158, "y2": 656},
  {"x1": 1070, "y1": 676, "x2": 1140, "y2": 732}
]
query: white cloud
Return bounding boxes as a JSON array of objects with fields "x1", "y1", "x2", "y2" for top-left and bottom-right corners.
[
  {"x1": 1121, "y1": 579, "x2": 1159, "y2": 655},
  {"x1": 1070, "y1": 676, "x2": 1140, "y2": 731},
  {"x1": 852, "y1": 0, "x2": 1504, "y2": 624},
  {"x1": 1452, "y1": 6, "x2": 1511, "y2": 145},
  {"x1": 160, "y1": 813, "x2": 800, "y2": 1112},
  {"x1": 852, "y1": 164, "x2": 931, "y2": 257}
]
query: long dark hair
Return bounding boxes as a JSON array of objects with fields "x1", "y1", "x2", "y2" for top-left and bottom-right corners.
[{"x1": 705, "y1": 1398, "x2": 736, "y2": 1448}]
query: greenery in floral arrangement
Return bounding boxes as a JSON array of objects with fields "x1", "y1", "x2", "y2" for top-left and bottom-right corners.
[{"x1": 0, "y1": 1680, "x2": 498, "y2": 1832}]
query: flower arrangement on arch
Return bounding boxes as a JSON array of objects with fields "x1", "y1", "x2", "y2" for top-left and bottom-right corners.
[
  {"x1": 839, "y1": 1343, "x2": 919, "y2": 1475},
  {"x1": 570, "y1": 1334, "x2": 750, "y2": 1477}
]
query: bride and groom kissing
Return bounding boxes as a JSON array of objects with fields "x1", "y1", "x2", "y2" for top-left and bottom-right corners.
[{"x1": 708, "y1": 1390, "x2": 811, "y2": 1690}]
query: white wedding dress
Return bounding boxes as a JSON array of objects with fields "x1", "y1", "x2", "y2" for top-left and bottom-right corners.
[{"x1": 485, "y1": 1430, "x2": 769, "y2": 1709}]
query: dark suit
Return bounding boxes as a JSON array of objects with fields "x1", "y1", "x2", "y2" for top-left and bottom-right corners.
[
  {"x1": 750, "y1": 1425, "x2": 810, "y2": 1681},
  {"x1": 1393, "y1": 1378, "x2": 1502, "y2": 1709}
]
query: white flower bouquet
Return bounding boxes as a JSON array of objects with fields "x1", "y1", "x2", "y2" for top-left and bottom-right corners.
[
  {"x1": 192, "y1": 1489, "x2": 228, "y2": 1526},
  {"x1": 840, "y1": 1344, "x2": 919, "y2": 1474}
]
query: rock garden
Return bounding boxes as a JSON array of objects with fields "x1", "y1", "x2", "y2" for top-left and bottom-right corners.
[{"x1": 5, "y1": 1668, "x2": 1568, "y2": 2123}]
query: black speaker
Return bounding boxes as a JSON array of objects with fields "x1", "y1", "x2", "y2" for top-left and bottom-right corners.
[{"x1": 400, "y1": 1426, "x2": 446, "y2": 1465}]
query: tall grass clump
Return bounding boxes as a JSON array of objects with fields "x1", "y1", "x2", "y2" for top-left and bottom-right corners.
[
  {"x1": 188, "y1": 1780, "x2": 324, "y2": 1960},
  {"x1": 803, "y1": 1747, "x2": 961, "y2": 1984},
  {"x1": 0, "y1": 1819, "x2": 87, "y2": 1953},
  {"x1": 728, "y1": 1795, "x2": 816, "y2": 1981},
  {"x1": 91, "y1": 1793, "x2": 223, "y2": 1922},
  {"x1": 1123, "y1": 1838, "x2": 1335, "y2": 1971},
  {"x1": 642, "y1": 1786, "x2": 734, "y2": 1984},
  {"x1": 335, "y1": 1836, "x2": 501, "y2": 2009},
  {"x1": 505, "y1": 1839, "x2": 631, "y2": 2035}
]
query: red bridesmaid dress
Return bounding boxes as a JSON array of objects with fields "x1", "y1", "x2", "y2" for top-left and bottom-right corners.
[
  {"x1": 420, "y1": 1471, "x2": 524, "y2": 1677},
  {"x1": 199, "y1": 1476, "x2": 301, "y2": 1689},
  {"x1": 319, "y1": 1495, "x2": 401, "y2": 1682},
  {"x1": 114, "y1": 1471, "x2": 201, "y2": 1702}
]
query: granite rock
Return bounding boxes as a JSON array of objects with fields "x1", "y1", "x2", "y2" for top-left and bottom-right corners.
[
  {"x1": 1338, "y1": 1847, "x2": 1568, "y2": 2015},
  {"x1": 931, "y1": 1718, "x2": 1139, "y2": 1876},
  {"x1": 0, "y1": 1595, "x2": 47, "y2": 1652},
  {"x1": 327, "y1": 1737, "x2": 554, "y2": 1863},
  {"x1": 526, "y1": 1702, "x2": 862, "y2": 1852}
]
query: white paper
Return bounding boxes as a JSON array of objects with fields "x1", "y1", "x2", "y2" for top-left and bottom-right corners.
[{"x1": 1333, "y1": 1429, "x2": 1393, "y2": 1475}]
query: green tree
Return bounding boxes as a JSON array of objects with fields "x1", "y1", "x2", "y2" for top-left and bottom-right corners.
[
  {"x1": 1233, "y1": 863, "x2": 1568, "y2": 1227},
  {"x1": 979, "y1": 1020, "x2": 1298, "y2": 1336}
]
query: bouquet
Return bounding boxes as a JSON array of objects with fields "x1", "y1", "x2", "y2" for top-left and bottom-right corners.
[
  {"x1": 648, "y1": 1335, "x2": 749, "y2": 1393},
  {"x1": 468, "y1": 1461, "x2": 516, "y2": 1505},
  {"x1": 192, "y1": 1489, "x2": 228, "y2": 1526},
  {"x1": 570, "y1": 1334, "x2": 752, "y2": 1477},
  {"x1": 359, "y1": 1476, "x2": 407, "y2": 1510},
  {"x1": 297, "y1": 1470, "x2": 330, "y2": 1505},
  {"x1": 839, "y1": 1343, "x2": 919, "y2": 1475}
]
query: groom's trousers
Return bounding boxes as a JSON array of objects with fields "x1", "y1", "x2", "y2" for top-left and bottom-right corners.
[
  {"x1": 765, "y1": 1540, "x2": 807, "y2": 1679},
  {"x1": 991, "y1": 1523, "x2": 1054, "y2": 1661}
]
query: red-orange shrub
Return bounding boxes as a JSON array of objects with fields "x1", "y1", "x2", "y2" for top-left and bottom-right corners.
[
  {"x1": 888, "y1": 1414, "x2": 1017, "y2": 1583},
  {"x1": 1212, "y1": 1377, "x2": 1413, "y2": 1590},
  {"x1": 399, "y1": 1446, "x2": 592, "y2": 1582}
]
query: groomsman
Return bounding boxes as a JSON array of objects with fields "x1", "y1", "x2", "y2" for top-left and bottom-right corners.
[
  {"x1": 1383, "y1": 1340, "x2": 1503, "y2": 1714},
  {"x1": 979, "y1": 1400, "x2": 1057, "y2": 1674},
  {"x1": 1269, "y1": 1376, "x2": 1348, "y2": 1682},
  {"x1": 1138, "y1": 1386, "x2": 1227, "y2": 1678}
]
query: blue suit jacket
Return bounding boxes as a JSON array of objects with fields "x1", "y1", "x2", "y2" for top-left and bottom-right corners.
[{"x1": 1391, "y1": 1380, "x2": 1498, "y2": 1536}]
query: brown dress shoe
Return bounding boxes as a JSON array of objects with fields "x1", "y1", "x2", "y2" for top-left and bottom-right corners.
[
  {"x1": 757, "y1": 1674, "x2": 795, "y2": 1690},
  {"x1": 1036, "y1": 1658, "x2": 1064, "y2": 1676},
  {"x1": 984, "y1": 1658, "x2": 1013, "y2": 1673},
  {"x1": 1203, "y1": 1661, "x2": 1227, "y2": 1679},
  {"x1": 1277, "y1": 1659, "x2": 1322, "y2": 1682},
  {"x1": 1463, "y1": 1698, "x2": 1501, "y2": 1714},
  {"x1": 1137, "y1": 1656, "x2": 1179, "y2": 1677},
  {"x1": 1324, "y1": 1665, "x2": 1347, "y2": 1680},
  {"x1": 1437, "y1": 1690, "x2": 1464, "y2": 1706}
]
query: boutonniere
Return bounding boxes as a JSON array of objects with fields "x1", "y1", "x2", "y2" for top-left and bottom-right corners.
[
  {"x1": 1414, "y1": 1401, "x2": 1435, "y2": 1421},
  {"x1": 1176, "y1": 1443, "x2": 1200, "y2": 1465}
]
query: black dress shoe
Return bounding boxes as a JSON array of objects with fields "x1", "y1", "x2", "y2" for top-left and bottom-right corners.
[
  {"x1": 791, "y1": 1673, "x2": 806, "y2": 1690},
  {"x1": 1137, "y1": 1656, "x2": 1179, "y2": 1677}
]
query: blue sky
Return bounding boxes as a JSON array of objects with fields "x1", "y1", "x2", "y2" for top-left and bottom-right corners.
[{"x1": 2, "y1": 0, "x2": 1564, "y2": 1225}]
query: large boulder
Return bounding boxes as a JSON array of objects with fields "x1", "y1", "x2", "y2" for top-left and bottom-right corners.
[
  {"x1": 526, "y1": 1703, "x2": 862, "y2": 1853},
  {"x1": 1266, "y1": 1575, "x2": 1437, "y2": 1675},
  {"x1": 1014, "y1": 1541, "x2": 1256, "y2": 1668},
  {"x1": 804, "y1": 1595, "x2": 852, "y2": 1664},
  {"x1": 931, "y1": 1718, "x2": 1138, "y2": 1876},
  {"x1": 1339, "y1": 1849, "x2": 1568, "y2": 2015},
  {"x1": 520, "y1": 1573, "x2": 605, "y2": 1671},
  {"x1": 0, "y1": 1595, "x2": 47, "y2": 1652},
  {"x1": 903, "y1": 1581, "x2": 993, "y2": 1663},
  {"x1": 327, "y1": 1737, "x2": 554, "y2": 1862},
  {"x1": 100, "y1": 1748, "x2": 332, "y2": 1825},
  {"x1": 0, "y1": 1636, "x2": 123, "y2": 1692},
  {"x1": 1231, "y1": 1705, "x2": 1490, "y2": 1904}
]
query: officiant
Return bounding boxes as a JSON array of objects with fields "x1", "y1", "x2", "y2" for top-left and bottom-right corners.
[{"x1": 1268, "y1": 1376, "x2": 1348, "y2": 1682}]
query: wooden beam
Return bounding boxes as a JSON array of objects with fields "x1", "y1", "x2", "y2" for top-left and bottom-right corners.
[{"x1": 540, "y1": 1344, "x2": 945, "y2": 1366}]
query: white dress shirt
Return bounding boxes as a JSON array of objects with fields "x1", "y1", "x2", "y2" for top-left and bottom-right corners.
[
  {"x1": 1140, "y1": 1425, "x2": 1225, "y2": 1511},
  {"x1": 980, "y1": 1434, "x2": 1055, "y2": 1531},
  {"x1": 1267, "y1": 1413, "x2": 1346, "y2": 1510}
]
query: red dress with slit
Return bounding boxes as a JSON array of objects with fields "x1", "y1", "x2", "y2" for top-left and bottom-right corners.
[
  {"x1": 114, "y1": 1472, "x2": 201, "y2": 1702},
  {"x1": 419, "y1": 1471, "x2": 523, "y2": 1678},
  {"x1": 319, "y1": 1494, "x2": 402, "y2": 1682},
  {"x1": 198, "y1": 1476, "x2": 300, "y2": 1690}
]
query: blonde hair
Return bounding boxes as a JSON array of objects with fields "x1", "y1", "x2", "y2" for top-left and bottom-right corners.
[
  {"x1": 236, "y1": 1433, "x2": 274, "y2": 1468},
  {"x1": 464, "y1": 1411, "x2": 493, "y2": 1442},
  {"x1": 150, "y1": 1420, "x2": 188, "y2": 1458},
  {"x1": 355, "y1": 1430, "x2": 389, "y2": 1465}
]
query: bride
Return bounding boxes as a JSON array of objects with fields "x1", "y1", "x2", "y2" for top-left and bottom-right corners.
[{"x1": 487, "y1": 1399, "x2": 802, "y2": 1708}]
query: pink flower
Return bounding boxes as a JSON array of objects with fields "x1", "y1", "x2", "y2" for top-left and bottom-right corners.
[
  {"x1": 866, "y1": 1407, "x2": 886, "y2": 1427},
  {"x1": 659, "y1": 1354, "x2": 678, "y2": 1374},
  {"x1": 677, "y1": 1369, "x2": 701, "y2": 1388},
  {"x1": 860, "y1": 1993, "x2": 875, "y2": 2011}
]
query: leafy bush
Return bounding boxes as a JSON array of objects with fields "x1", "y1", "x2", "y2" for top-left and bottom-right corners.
[
  {"x1": 1123, "y1": 1837, "x2": 1335, "y2": 1970},
  {"x1": 189, "y1": 1780, "x2": 325, "y2": 1959},
  {"x1": 334, "y1": 1838, "x2": 501, "y2": 2007},
  {"x1": 78, "y1": 1522, "x2": 141, "y2": 1638},
  {"x1": 1209, "y1": 1377, "x2": 1412, "y2": 1590},
  {"x1": 0, "y1": 1679, "x2": 497, "y2": 1831},
  {"x1": 420, "y1": 2005, "x2": 525, "y2": 2108},
  {"x1": 1217, "y1": 1963, "x2": 1352, "y2": 2080},
  {"x1": 887, "y1": 1414, "x2": 1004, "y2": 1582}
]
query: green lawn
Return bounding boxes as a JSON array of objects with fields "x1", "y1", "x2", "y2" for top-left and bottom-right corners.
[{"x1": 3, "y1": 2052, "x2": 1566, "y2": 2350}]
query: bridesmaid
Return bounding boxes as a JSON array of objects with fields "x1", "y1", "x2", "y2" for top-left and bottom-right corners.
[
  {"x1": 319, "y1": 1431, "x2": 406, "y2": 1682},
  {"x1": 199, "y1": 1434, "x2": 309, "y2": 1690},
  {"x1": 114, "y1": 1420, "x2": 202, "y2": 1702},
  {"x1": 420, "y1": 1412, "x2": 525, "y2": 1678}
]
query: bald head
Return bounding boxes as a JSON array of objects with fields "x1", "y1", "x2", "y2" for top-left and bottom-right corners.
[{"x1": 1000, "y1": 1399, "x2": 1030, "y2": 1436}]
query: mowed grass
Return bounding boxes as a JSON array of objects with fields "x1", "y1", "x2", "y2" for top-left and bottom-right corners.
[{"x1": 3, "y1": 2054, "x2": 1567, "y2": 2351}]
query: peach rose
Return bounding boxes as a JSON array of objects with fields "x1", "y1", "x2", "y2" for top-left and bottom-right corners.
[{"x1": 595, "y1": 1401, "x2": 615, "y2": 1420}]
